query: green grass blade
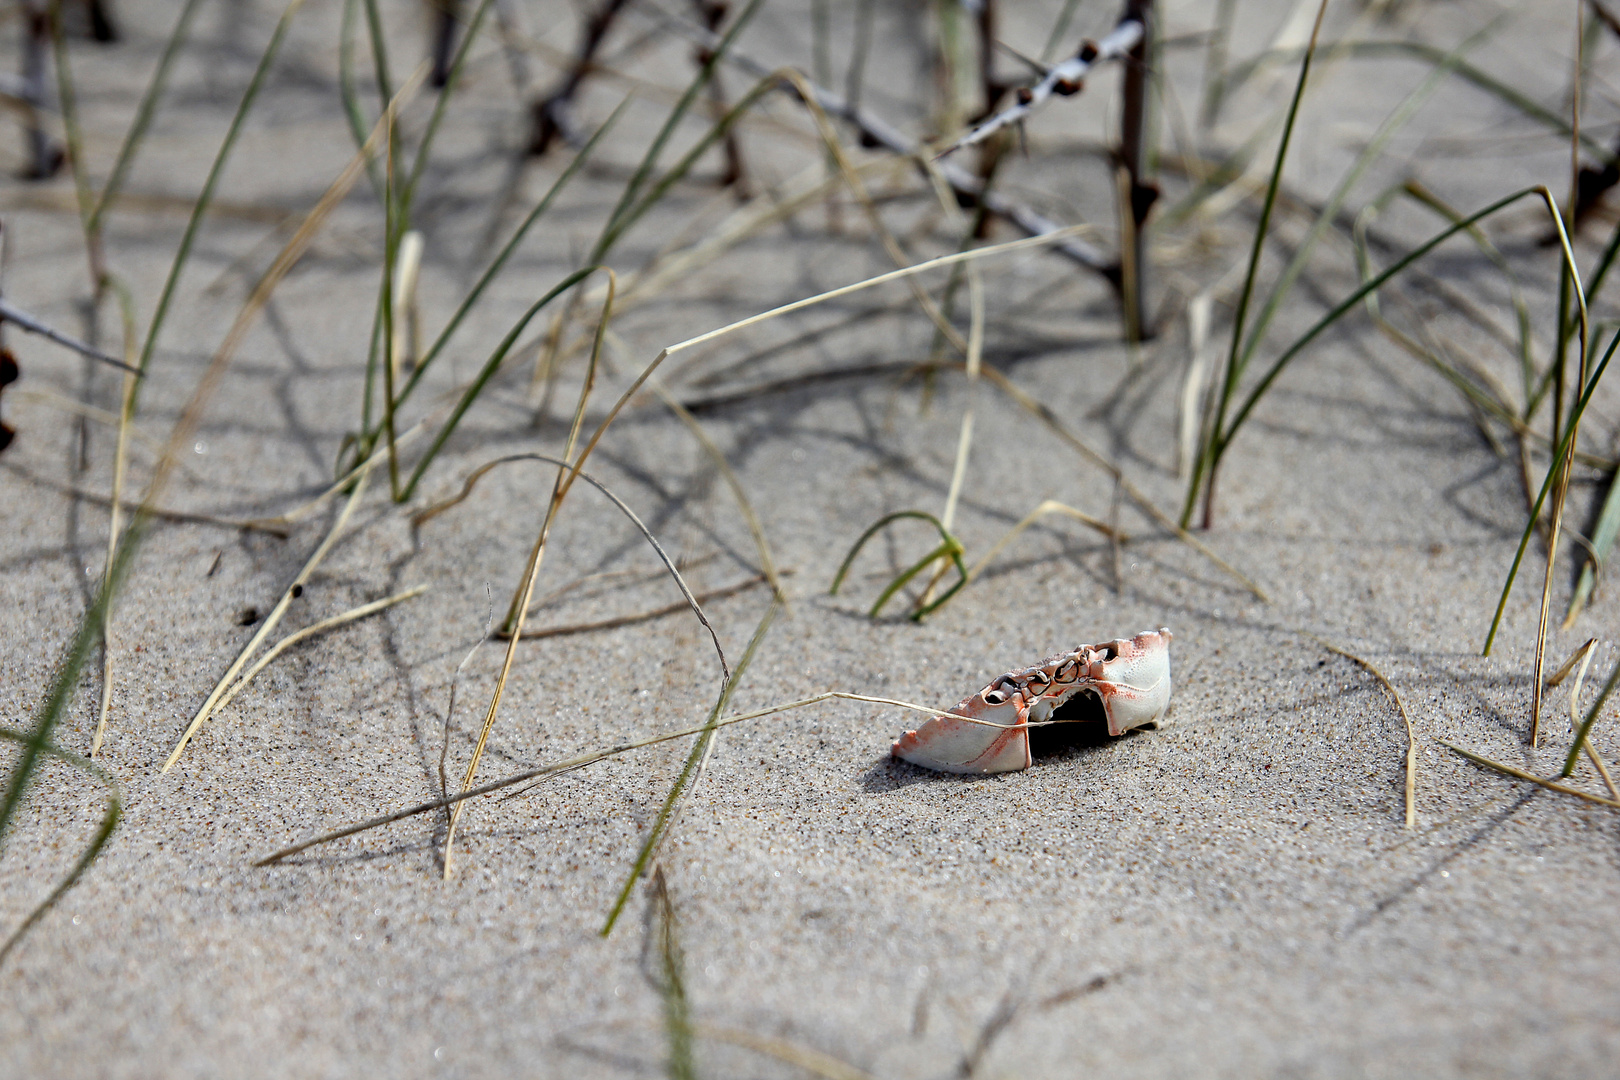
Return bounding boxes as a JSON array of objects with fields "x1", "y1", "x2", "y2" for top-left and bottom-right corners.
[
  {"x1": 339, "y1": 0, "x2": 386, "y2": 201},
  {"x1": 1182, "y1": 0, "x2": 1327, "y2": 529},
  {"x1": 395, "y1": 97, "x2": 629, "y2": 414},
  {"x1": 828, "y1": 510, "x2": 966, "y2": 620},
  {"x1": 401, "y1": 0, "x2": 496, "y2": 211},
  {"x1": 1216, "y1": 186, "x2": 1540, "y2": 464},
  {"x1": 1483, "y1": 326, "x2": 1620, "y2": 655},
  {"x1": 399, "y1": 266, "x2": 596, "y2": 499},
  {"x1": 1233, "y1": 26, "x2": 1491, "y2": 386},
  {"x1": 589, "y1": 0, "x2": 764, "y2": 263},
  {"x1": 1586, "y1": 216, "x2": 1620, "y2": 303},
  {"x1": 1223, "y1": 40, "x2": 1609, "y2": 158},
  {"x1": 601, "y1": 601, "x2": 780, "y2": 937},
  {"x1": 86, "y1": 0, "x2": 207, "y2": 236},
  {"x1": 0, "y1": 729, "x2": 121, "y2": 966},
  {"x1": 650, "y1": 868, "x2": 696, "y2": 1080},
  {"x1": 1395, "y1": 181, "x2": 1536, "y2": 410},
  {"x1": 362, "y1": 0, "x2": 393, "y2": 112},
  {"x1": 133, "y1": 0, "x2": 310, "y2": 393},
  {"x1": 1566, "y1": 470, "x2": 1620, "y2": 623},
  {"x1": 592, "y1": 76, "x2": 775, "y2": 261}
]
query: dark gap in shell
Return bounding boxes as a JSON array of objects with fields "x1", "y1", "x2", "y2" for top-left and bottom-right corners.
[{"x1": 1029, "y1": 689, "x2": 1112, "y2": 758}]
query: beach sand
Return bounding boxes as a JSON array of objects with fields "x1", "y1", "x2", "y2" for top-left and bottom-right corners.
[{"x1": 3, "y1": 0, "x2": 1618, "y2": 1076}]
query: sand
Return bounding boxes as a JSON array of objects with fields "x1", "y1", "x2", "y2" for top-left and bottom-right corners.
[{"x1": 3, "y1": 0, "x2": 1618, "y2": 1076}]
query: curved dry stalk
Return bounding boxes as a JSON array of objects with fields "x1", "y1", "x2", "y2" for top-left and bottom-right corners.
[
  {"x1": 413, "y1": 452, "x2": 731, "y2": 673},
  {"x1": 642, "y1": 375, "x2": 784, "y2": 600},
  {"x1": 512, "y1": 574, "x2": 770, "y2": 641},
  {"x1": 1563, "y1": 644, "x2": 1620, "y2": 789},
  {"x1": 966, "y1": 500, "x2": 1122, "y2": 584},
  {"x1": 204, "y1": 586, "x2": 429, "y2": 720},
  {"x1": 1311, "y1": 636, "x2": 1418, "y2": 831}
]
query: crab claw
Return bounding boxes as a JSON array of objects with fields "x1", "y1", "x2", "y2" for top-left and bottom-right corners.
[
  {"x1": 1089, "y1": 627, "x2": 1173, "y2": 737},
  {"x1": 891, "y1": 685, "x2": 1032, "y2": 774},
  {"x1": 891, "y1": 628, "x2": 1173, "y2": 774}
]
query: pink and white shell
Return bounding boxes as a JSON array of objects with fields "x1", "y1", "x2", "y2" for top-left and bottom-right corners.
[{"x1": 891, "y1": 628, "x2": 1173, "y2": 774}]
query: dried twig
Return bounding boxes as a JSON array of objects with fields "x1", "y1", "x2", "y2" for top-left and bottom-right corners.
[
  {"x1": 1312, "y1": 636, "x2": 1418, "y2": 830},
  {"x1": 935, "y1": 14, "x2": 1145, "y2": 157},
  {"x1": 0, "y1": 297, "x2": 138, "y2": 374},
  {"x1": 527, "y1": 0, "x2": 632, "y2": 154},
  {"x1": 642, "y1": 2, "x2": 1117, "y2": 277}
]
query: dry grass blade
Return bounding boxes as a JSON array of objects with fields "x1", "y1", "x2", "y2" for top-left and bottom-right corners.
[
  {"x1": 1563, "y1": 645, "x2": 1620, "y2": 787},
  {"x1": 510, "y1": 574, "x2": 769, "y2": 641},
  {"x1": 413, "y1": 451, "x2": 736, "y2": 669},
  {"x1": 157, "y1": 68, "x2": 428, "y2": 772},
  {"x1": 966, "y1": 500, "x2": 1123, "y2": 585},
  {"x1": 442, "y1": 272, "x2": 617, "y2": 876},
  {"x1": 1312, "y1": 636, "x2": 1418, "y2": 830},
  {"x1": 696, "y1": 1025, "x2": 876, "y2": 1080},
  {"x1": 973, "y1": 365, "x2": 1267, "y2": 601},
  {"x1": 163, "y1": 470, "x2": 372, "y2": 772},
  {"x1": 1547, "y1": 637, "x2": 1598, "y2": 689},
  {"x1": 1, "y1": 0, "x2": 352, "y2": 963},
  {"x1": 203, "y1": 586, "x2": 429, "y2": 720},
  {"x1": 1485, "y1": 324, "x2": 1620, "y2": 659},
  {"x1": 1439, "y1": 740, "x2": 1620, "y2": 810},
  {"x1": 1558, "y1": 639, "x2": 1618, "y2": 799},
  {"x1": 255, "y1": 689, "x2": 982, "y2": 866},
  {"x1": 1524, "y1": 194, "x2": 1590, "y2": 747}
]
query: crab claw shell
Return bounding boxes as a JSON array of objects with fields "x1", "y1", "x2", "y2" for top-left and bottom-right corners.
[
  {"x1": 891, "y1": 628, "x2": 1173, "y2": 774},
  {"x1": 891, "y1": 694, "x2": 1030, "y2": 775},
  {"x1": 1090, "y1": 627, "x2": 1173, "y2": 737}
]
